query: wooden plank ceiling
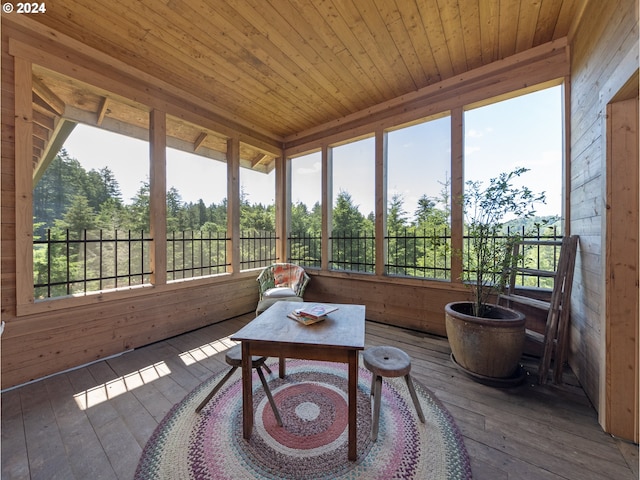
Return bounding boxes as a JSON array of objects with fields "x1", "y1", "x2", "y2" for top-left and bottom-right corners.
[{"x1": 27, "y1": 0, "x2": 583, "y2": 178}]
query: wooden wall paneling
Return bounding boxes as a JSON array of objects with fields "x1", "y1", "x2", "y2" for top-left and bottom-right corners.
[
  {"x1": 1, "y1": 275, "x2": 259, "y2": 388},
  {"x1": 569, "y1": 0, "x2": 638, "y2": 421},
  {"x1": 13, "y1": 56, "x2": 33, "y2": 311},
  {"x1": 1, "y1": 28, "x2": 16, "y2": 320},
  {"x1": 149, "y1": 109, "x2": 167, "y2": 286},
  {"x1": 304, "y1": 273, "x2": 467, "y2": 336},
  {"x1": 605, "y1": 96, "x2": 639, "y2": 443},
  {"x1": 571, "y1": 3, "x2": 637, "y2": 132}
]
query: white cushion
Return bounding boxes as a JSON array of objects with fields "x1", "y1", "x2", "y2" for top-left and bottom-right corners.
[
  {"x1": 256, "y1": 295, "x2": 303, "y2": 315},
  {"x1": 263, "y1": 287, "x2": 297, "y2": 298}
]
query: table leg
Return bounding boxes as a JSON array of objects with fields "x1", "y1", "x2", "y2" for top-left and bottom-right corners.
[
  {"x1": 241, "y1": 341, "x2": 253, "y2": 440},
  {"x1": 348, "y1": 349, "x2": 358, "y2": 461},
  {"x1": 279, "y1": 355, "x2": 286, "y2": 379}
]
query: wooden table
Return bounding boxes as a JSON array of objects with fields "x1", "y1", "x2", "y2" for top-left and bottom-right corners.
[{"x1": 231, "y1": 301, "x2": 366, "y2": 461}]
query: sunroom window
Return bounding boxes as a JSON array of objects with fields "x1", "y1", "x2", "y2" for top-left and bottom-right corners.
[
  {"x1": 330, "y1": 137, "x2": 376, "y2": 273},
  {"x1": 463, "y1": 85, "x2": 564, "y2": 288},
  {"x1": 289, "y1": 151, "x2": 322, "y2": 268},
  {"x1": 386, "y1": 114, "x2": 452, "y2": 280}
]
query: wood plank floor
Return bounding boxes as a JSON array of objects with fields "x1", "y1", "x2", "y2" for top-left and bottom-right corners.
[{"x1": 2, "y1": 314, "x2": 638, "y2": 479}]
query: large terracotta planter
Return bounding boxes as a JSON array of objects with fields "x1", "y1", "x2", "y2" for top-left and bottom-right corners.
[{"x1": 445, "y1": 301, "x2": 525, "y2": 381}]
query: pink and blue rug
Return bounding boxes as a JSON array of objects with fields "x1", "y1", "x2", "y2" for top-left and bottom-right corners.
[{"x1": 135, "y1": 359, "x2": 472, "y2": 479}]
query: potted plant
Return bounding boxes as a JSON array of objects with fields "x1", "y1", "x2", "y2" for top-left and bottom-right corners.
[{"x1": 445, "y1": 167, "x2": 545, "y2": 385}]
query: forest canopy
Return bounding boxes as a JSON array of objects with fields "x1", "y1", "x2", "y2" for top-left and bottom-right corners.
[{"x1": 33, "y1": 150, "x2": 559, "y2": 297}]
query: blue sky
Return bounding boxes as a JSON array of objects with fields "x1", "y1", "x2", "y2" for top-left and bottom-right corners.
[
  {"x1": 290, "y1": 85, "x2": 562, "y2": 220},
  {"x1": 62, "y1": 86, "x2": 562, "y2": 219}
]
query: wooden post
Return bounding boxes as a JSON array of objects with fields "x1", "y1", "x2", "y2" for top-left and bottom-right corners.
[
  {"x1": 375, "y1": 129, "x2": 387, "y2": 276},
  {"x1": 149, "y1": 109, "x2": 167, "y2": 286},
  {"x1": 227, "y1": 137, "x2": 240, "y2": 273},
  {"x1": 450, "y1": 107, "x2": 464, "y2": 284},
  {"x1": 605, "y1": 96, "x2": 639, "y2": 442},
  {"x1": 275, "y1": 154, "x2": 287, "y2": 262},
  {"x1": 321, "y1": 144, "x2": 331, "y2": 271},
  {"x1": 562, "y1": 78, "x2": 571, "y2": 234}
]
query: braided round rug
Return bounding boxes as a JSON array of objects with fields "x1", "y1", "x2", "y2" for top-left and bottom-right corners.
[{"x1": 135, "y1": 359, "x2": 472, "y2": 479}]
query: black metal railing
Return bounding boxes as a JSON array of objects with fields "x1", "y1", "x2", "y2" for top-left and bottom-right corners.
[
  {"x1": 288, "y1": 232, "x2": 321, "y2": 268},
  {"x1": 386, "y1": 227, "x2": 451, "y2": 280},
  {"x1": 290, "y1": 226, "x2": 561, "y2": 287},
  {"x1": 35, "y1": 229, "x2": 235, "y2": 298},
  {"x1": 167, "y1": 230, "x2": 230, "y2": 280},
  {"x1": 462, "y1": 226, "x2": 562, "y2": 289},
  {"x1": 34, "y1": 226, "x2": 562, "y2": 299},
  {"x1": 329, "y1": 230, "x2": 376, "y2": 273},
  {"x1": 34, "y1": 229, "x2": 152, "y2": 299},
  {"x1": 239, "y1": 230, "x2": 278, "y2": 270}
]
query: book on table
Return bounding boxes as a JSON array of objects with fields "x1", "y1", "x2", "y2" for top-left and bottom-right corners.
[{"x1": 287, "y1": 303, "x2": 339, "y2": 325}]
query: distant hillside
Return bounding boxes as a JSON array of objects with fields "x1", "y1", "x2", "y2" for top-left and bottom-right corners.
[{"x1": 502, "y1": 215, "x2": 562, "y2": 235}]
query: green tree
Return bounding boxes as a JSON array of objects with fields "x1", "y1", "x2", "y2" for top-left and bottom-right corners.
[
  {"x1": 332, "y1": 190, "x2": 374, "y2": 272},
  {"x1": 332, "y1": 190, "x2": 364, "y2": 233},
  {"x1": 386, "y1": 194, "x2": 414, "y2": 275},
  {"x1": 33, "y1": 150, "x2": 89, "y2": 233},
  {"x1": 60, "y1": 195, "x2": 96, "y2": 234},
  {"x1": 387, "y1": 194, "x2": 408, "y2": 233},
  {"x1": 290, "y1": 201, "x2": 309, "y2": 233},
  {"x1": 125, "y1": 182, "x2": 150, "y2": 232}
]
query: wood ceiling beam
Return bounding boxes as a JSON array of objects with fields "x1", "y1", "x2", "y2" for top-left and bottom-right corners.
[
  {"x1": 32, "y1": 122, "x2": 49, "y2": 142},
  {"x1": 33, "y1": 119, "x2": 77, "y2": 186},
  {"x1": 32, "y1": 110, "x2": 55, "y2": 130},
  {"x1": 8, "y1": 19, "x2": 284, "y2": 150},
  {"x1": 32, "y1": 75, "x2": 65, "y2": 116},
  {"x1": 250, "y1": 153, "x2": 270, "y2": 168},
  {"x1": 194, "y1": 132, "x2": 207, "y2": 151},
  {"x1": 96, "y1": 97, "x2": 109, "y2": 126}
]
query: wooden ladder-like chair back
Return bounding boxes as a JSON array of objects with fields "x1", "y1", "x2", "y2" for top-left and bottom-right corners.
[{"x1": 499, "y1": 235, "x2": 579, "y2": 384}]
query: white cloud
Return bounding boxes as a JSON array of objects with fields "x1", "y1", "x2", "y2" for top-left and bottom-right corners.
[
  {"x1": 465, "y1": 145, "x2": 481, "y2": 156},
  {"x1": 466, "y1": 129, "x2": 483, "y2": 138},
  {"x1": 296, "y1": 161, "x2": 321, "y2": 175}
]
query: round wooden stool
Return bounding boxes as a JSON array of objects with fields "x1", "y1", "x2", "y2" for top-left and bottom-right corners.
[
  {"x1": 363, "y1": 345, "x2": 425, "y2": 441},
  {"x1": 195, "y1": 344, "x2": 283, "y2": 426}
]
